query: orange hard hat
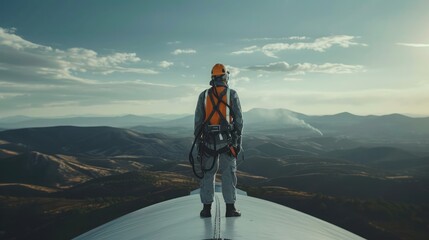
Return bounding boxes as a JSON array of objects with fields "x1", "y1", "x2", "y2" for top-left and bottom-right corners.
[{"x1": 211, "y1": 63, "x2": 227, "y2": 76}]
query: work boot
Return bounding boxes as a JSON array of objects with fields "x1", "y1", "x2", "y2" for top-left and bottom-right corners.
[
  {"x1": 200, "y1": 204, "x2": 212, "y2": 218},
  {"x1": 225, "y1": 203, "x2": 241, "y2": 217}
]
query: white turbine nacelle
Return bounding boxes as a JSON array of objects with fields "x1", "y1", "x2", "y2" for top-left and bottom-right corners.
[{"x1": 74, "y1": 183, "x2": 364, "y2": 240}]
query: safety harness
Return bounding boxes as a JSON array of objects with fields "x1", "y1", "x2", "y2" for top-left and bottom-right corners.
[{"x1": 189, "y1": 84, "x2": 240, "y2": 179}]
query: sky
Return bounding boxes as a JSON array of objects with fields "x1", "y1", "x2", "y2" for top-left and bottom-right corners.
[{"x1": 0, "y1": 0, "x2": 428, "y2": 118}]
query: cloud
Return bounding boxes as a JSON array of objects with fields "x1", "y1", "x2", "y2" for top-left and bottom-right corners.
[
  {"x1": 247, "y1": 61, "x2": 365, "y2": 74},
  {"x1": 231, "y1": 45, "x2": 259, "y2": 55},
  {"x1": 167, "y1": 41, "x2": 181, "y2": 45},
  {"x1": 289, "y1": 36, "x2": 308, "y2": 40},
  {"x1": 225, "y1": 65, "x2": 241, "y2": 77},
  {"x1": 0, "y1": 27, "x2": 52, "y2": 51},
  {"x1": 241, "y1": 36, "x2": 309, "y2": 42},
  {"x1": 298, "y1": 63, "x2": 365, "y2": 74},
  {"x1": 396, "y1": 42, "x2": 429, "y2": 47},
  {"x1": 56, "y1": 48, "x2": 157, "y2": 75},
  {"x1": 171, "y1": 49, "x2": 197, "y2": 55},
  {"x1": 0, "y1": 27, "x2": 158, "y2": 85},
  {"x1": 100, "y1": 67, "x2": 158, "y2": 75},
  {"x1": 283, "y1": 77, "x2": 302, "y2": 81},
  {"x1": 233, "y1": 35, "x2": 367, "y2": 58},
  {"x1": 159, "y1": 60, "x2": 174, "y2": 68},
  {"x1": 0, "y1": 27, "x2": 184, "y2": 115},
  {"x1": 263, "y1": 35, "x2": 366, "y2": 53}
]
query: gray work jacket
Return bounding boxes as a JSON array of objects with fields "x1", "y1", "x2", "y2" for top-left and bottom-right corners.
[{"x1": 194, "y1": 81, "x2": 243, "y2": 145}]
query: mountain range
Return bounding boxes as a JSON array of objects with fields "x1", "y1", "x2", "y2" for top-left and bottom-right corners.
[
  {"x1": 1, "y1": 109, "x2": 429, "y2": 240},
  {"x1": 2, "y1": 108, "x2": 429, "y2": 139}
]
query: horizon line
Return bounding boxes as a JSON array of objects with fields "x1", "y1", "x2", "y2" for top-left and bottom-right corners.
[{"x1": 1, "y1": 108, "x2": 428, "y2": 120}]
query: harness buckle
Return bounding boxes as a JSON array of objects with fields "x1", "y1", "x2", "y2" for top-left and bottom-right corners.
[
  {"x1": 207, "y1": 125, "x2": 221, "y2": 133},
  {"x1": 206, "y1": 124, "x2": 234, "y2": 133}
]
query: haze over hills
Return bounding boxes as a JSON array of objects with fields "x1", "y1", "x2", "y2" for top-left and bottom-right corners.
[
  {"x1": 2, "y1": 108, "x2": 429, "y2": 157},
  {"x1": 2, "y1": 108, "x2": 429, "y2": 140},
  {"x1": 0, "y1": 115, "x2": 162, "y2": 129}
]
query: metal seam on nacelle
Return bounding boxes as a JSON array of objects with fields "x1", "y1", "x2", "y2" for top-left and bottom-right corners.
[{"x1": 213, "y1": 194, "x2": 221, "y2": 239}]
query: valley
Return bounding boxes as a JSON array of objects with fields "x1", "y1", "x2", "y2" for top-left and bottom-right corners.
[{"x1": 0, "y1": 109, "x2": 428, "y2": 239}]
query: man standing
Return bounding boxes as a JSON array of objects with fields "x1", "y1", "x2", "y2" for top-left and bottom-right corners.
[{"x1": 194, "y1": 63, "x2": 243, "y2": 218}]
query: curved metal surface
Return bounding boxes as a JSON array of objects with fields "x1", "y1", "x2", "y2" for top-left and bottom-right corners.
[{"x1": 74, "y1": 191, "x2": 364, "y2": 240}]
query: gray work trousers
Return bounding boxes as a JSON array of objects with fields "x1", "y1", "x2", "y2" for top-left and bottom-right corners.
[{"x1": 200, "y1": 151, "x2": 237, "y2": 204}]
